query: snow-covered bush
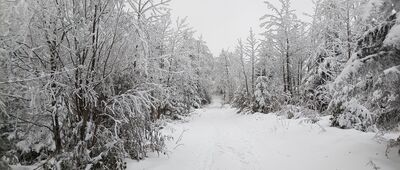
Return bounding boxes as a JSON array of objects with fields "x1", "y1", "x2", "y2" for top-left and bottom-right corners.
[
  {"x1": 231, "y1": 86, "x2": 251, "y2": 113},
  {"x1": 30, "y1": 90, "x2": 169, "y2": 170},
  {"x1": 331, "y1": 99, "x2": 377, "y2": 132},
  {"x1": 276, "y1": 105, "x2": 320, "y2": 121},
  {"x1": 104, "y1": 91, "x2": 167, "y2": 160},
  {"x1": 253, "y1": 76, "x2": 282, "y2": 113},
  {"x1": 163, "y1": 76, "x2": 211, "y2": 117},
  {"x1": 375, "y1": 68, "x2": 400, "y2": 130},
  {"x1": 0, "y1": 123, "x2": 11, "y2": 170}
]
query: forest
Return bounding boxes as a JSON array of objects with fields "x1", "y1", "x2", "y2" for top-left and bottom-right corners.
[{"x1": 0, "y1": 0, "x2": 400, "y2": 169}]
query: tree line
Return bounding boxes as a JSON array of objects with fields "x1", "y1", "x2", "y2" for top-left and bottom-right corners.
[
  {"x1": 216, "y1": 0, "x2": 400, "y2": 144},
  {"x1": 0, "y1": 0, "x2": 214, "y2": 169}
]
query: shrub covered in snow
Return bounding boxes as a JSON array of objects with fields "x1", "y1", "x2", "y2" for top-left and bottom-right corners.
[
  {"x1": 231, "y1": 86, "x2": 252, "y2": 113},
  {"x1": 331, "y1": 99, "x2": 377, "y2": 132},
  {"x1": 253, "y1": 76, "x2": 282, "y2": 113},
  {"x1": 0, "y1": 131, "x2": 11, "y2": 170},
  {"x1": 276, "y1": 105, "x2": 320, "y2": 121}
]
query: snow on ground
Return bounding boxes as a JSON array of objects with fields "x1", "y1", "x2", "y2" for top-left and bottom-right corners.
[{"x1": 127, "y1": 97, "x2": 400, "y2": 170}]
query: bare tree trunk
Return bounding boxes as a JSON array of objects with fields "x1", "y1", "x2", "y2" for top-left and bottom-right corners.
[
  {"x1": 286, "y1": 38, "x2": 292, "y2": 96},
  {"x1": 251, "y1": 52, "x2": 255, "y2": 95},
  {"x1": 239, "y1": 41, "x2": 250, "y2": 96},
  {"x1": 50, "y1": 53, "x2": 62, "y2": 153},
  {"x1": 282, "y1": 58, "x2": 286, "y2": 92},
  {"x1": 346, "y1": 1, "x2": 352, "y2": 59},
  {"x1": 297, "y1": 59, "x2": 302, "y2": 95},
  {"x1": 224, "y1": 53, "x2": 231, "y2": 102},
  {"x1": 246, "y1": 28, "x2": 258, "y2": 95},
  {"x1": 46, "y1": 18, "x2": 62, "y2": 152},
  {"x1": 242, "y1": 60, "x2": 250, "y2": 96}
]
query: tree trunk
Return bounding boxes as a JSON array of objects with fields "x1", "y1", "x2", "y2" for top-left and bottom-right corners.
[
  {"x1": 224, "y1": 53, "x2": 231, "y2": 101},
  {"x1": 286, "y1": 38, "x2": 292, "y2": 96},
  {"x1": 239, "y1": 44, "x2": 250, "y2": 96},
  {"x1": 53, "y1": 113, "x2": 62, "y2": 153},
  {"x1": 282, "y1": 59, "x2": 286, "y2": 92},
  {"x1": 346, "y1": 1, "x2": 352, "y2": 59},
  {"x1": 47, "y1": 22, "x2": 62, "y2": 152}
]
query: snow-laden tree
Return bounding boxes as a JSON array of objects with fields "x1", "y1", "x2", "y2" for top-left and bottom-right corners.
[
  {"x1": 245, "y1": 28, "x2": 260, "y2": 94},
  {"x1": 0, "y1": 0, "x2": 170, "y2": 168},
  {"x1": 214, "y1": 50, "x2": 238, "y2": 103},
  {"x1": 237, "y1": 39, "x2": 250, "y2": 97},
  {"x1": 232, "y1": 0, "x2": 307, "y2": 113},
  {"x1": 0, "y1": 0, "x2": 214, "y2": 169},
  {"x1": 328, "y1": 0, "x2": 400, "y2": 132},
  {"x1": 260, "y1": 0, "x2": 305, "y2": 99},
  {"x1": 253, "y1": 76, "x2": 283, "y2": 113},
  {"x1": 231, "y1": 39, "x2": 252, "y2": 111},
  {"x1": 232, "y1": 34, "x2": 287, "y2": 113},
  {"x1": 162, "y1": 19, "x2": 214, "y2": 115},
  {"x1": 302, "y1": 0, "x2": 366, "y2": 112}
]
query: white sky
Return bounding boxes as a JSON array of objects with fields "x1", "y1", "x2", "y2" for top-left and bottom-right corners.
[{"x1": 169, "y1": 0, "x2": 314, "y2": 56}]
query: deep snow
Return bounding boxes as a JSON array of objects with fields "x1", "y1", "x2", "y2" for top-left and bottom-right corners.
[{"x1": 127, "y1": 97, "x2": 400, "y2": 170}]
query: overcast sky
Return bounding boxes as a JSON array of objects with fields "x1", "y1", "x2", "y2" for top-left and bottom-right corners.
[{"x1": 169, "y1": 0, "x2": 314, "y2": 56}]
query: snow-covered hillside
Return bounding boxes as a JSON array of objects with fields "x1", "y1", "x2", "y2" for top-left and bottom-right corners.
[{"x1": 127, "y1": 97, "x2": 400, "y2": 170}]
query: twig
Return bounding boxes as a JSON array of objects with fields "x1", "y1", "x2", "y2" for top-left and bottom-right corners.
[
  {"x1": 0, "y1": 67, "x2": 78, "y2": 84},
  {"x1": 6, "y1": 113, "x2": 52, "y2": 131},
  {"x1": 173, "y1": 129, "x2": 188, "y2": 150},
  {"x1": 0, "y1": 92, "x2": 30, "y2": 101},
  {"x1": 366, "y1": 160, "x2": 380, "y2": 170},
  {"x1": 175, "y1": 129, "x2": 188, "y2": 144}
]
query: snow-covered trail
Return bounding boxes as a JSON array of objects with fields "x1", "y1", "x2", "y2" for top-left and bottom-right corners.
[{"x1": 127, "y1": 97, "x2": 400, "y2": 170}]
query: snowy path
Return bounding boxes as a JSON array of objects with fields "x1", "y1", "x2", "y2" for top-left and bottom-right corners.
[{"x1": 127, "y1": 97, "x2": 400, "y2": 170}]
